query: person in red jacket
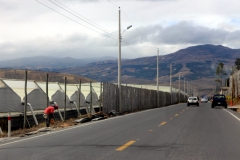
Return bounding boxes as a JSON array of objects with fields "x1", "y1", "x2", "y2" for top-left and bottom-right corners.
[{"x1": 43, "y1": 102, "x2": 59, "y2": 127}]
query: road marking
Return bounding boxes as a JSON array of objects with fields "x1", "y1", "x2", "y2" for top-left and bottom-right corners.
[
  {"x1": 170, "y1": 117, "x2": 172, "y2": 120},
  {"x1": 159, "y1": 122, "x2": 167, "y2": 126},
  {"x1": 182, "y1": 110, "x2": 185, "y2": 112},
  {"x1": 224, "y1": 109, "x2": 240, "y2": 122},
  {"x1": 116, "y1": 140, "x2": 136, "y2": 151},
  {"x1": 149, "y1": 130, "x2": 153, "y2": 132},
  {"x1": 0, "y1": 104, "x2": 180, "y2": 147},
  {"x1": 175, "y1": 114, "x2": 178, "y2": 116}
]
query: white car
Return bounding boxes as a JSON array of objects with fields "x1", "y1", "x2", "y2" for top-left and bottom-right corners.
[
  {"x1": 201, "y1": 97, "x2": 208, "y2": 103},
  {"x1": 187, "y1": 97, "x2": 199, "y2": 106}
]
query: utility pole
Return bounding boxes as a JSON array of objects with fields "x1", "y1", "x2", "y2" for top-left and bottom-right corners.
[
  {"x1": 118, "y1": 7, "x2": 122, "y2": 113},
  {"x1": 117, "y1": 7, "x2": 132, "y2": 112}
]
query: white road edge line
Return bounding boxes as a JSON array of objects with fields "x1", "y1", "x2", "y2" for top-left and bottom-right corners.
[
  {"x1": 224, "y1": 109, "x2": 240, "y2": 122},
  {"x1": 0, "y1": 103, "x2": 182, "y2": 147}
]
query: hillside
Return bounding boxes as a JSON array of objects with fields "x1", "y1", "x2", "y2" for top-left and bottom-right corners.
[
  {"x1": 63, "y1": 44, "x2": 239, "y2": 81},
  {"x1": 0, "y1": 69, "x2": 93, "y2": 83},
  {"x1": 60, "y1": 44, "x2": 239, "y2": 95},
  {"x1": 0, "y1": 44, "x2": 239, "y2": 95},
  {"x1": 0, "y1": 56, "x2": 118, "y2": 71}
]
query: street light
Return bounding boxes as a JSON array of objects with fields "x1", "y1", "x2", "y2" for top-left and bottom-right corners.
[{"x1": 118, "y1": 7, "x2": 132, "y2": 113}]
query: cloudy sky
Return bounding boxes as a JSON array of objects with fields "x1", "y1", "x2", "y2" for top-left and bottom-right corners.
[{"x1": 1, "y1": 0, "x2": 240, "y2": 61}]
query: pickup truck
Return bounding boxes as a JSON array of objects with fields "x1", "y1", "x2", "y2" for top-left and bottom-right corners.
[{"x1": 211, "y1": 94, "x2": 227, "y2": 108}]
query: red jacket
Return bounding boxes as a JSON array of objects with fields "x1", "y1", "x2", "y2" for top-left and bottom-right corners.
[{"x1": 44, "y1": 106, "x2": 55, "y2": 114}]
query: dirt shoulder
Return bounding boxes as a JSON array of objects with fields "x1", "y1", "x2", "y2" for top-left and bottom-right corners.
[{"x1": 0, "y1": 112, "x2": 109, "y2": 138}]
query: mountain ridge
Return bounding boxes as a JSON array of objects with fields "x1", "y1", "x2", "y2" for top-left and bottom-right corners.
[{"x1": 0, "y1": 44, "x2": 239, "y2": 95}]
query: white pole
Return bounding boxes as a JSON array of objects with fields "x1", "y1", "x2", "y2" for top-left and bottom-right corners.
[
  {"x1": 118, "y1": 7, "x2": 122, "y2": 113},
  {"x1": 73, "y1": 102, "x2": 81, "y2": 117},
  {"x1": 27, "y1": 103, "x2": 38, "y2": 126},
  {"x1": 179, "y1": 73, "x2": 180, "y2": 103},
  {"x1": 157, "y1": 48, "x2": 159, "y2": 107},
  {"x1": 58, "y1": 109, "x2": 64, "y2": 122},
  {"x1": 170, "y1": 63, "x2": 172, "y2": 104},
  {"x1": 8, "y1": 113, "x2": 11, "y2": 138}
]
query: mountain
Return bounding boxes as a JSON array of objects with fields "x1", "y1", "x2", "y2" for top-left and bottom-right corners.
[
  {"x1": 0, "y1": 44, "x2": 239, "y2": 95},
  {"x1": 59, "y1": 44, "x2": 240, "y2": 95},
  {"x1": 0, "y1": 56, "x2": 118, "y2": 71}
]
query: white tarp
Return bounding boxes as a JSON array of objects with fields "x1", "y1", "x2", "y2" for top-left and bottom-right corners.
[{"x1": 0, "y1": 79, "x2": 22, "y2": 112}]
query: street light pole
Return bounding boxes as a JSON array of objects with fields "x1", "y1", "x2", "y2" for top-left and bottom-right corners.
[
  {"x1": 118, "y1": 7, "x2": 122, "y2": 113},
  {"x1": 118, "y1": 7, "x2": 132, "y2": 113},
  {"x1": 157, "y1": 48, "x2": 159, "y2": 107}
]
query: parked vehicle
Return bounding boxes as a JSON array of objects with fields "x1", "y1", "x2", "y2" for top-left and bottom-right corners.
[
  {"x1": 211, "y1": 94, "x2": 227, "y2": 108},
  {"x1": 187, "y1": 97, "x2": 199, "y2": 106}
]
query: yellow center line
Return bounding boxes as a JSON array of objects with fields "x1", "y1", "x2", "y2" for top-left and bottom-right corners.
[
  {"x1": 175, "y1": 114, "x2": 178, "y2": 116},
  {"x1": 159, "y1": 121, "x2": 167, "y2": 126},
  {"x1": 116, "y1": 140, "x2": 136, "y2": 151},
  {"x1": 182, "y1": 110, "x2": 185, "y2": 111},
  {"x1": 149, "y1": 130, "x2": 153, "y2": 132}
]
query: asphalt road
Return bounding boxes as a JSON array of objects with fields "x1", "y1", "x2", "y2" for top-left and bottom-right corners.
[{"x1": 1, "y1": 103, "x2": 240, "y2": 160}]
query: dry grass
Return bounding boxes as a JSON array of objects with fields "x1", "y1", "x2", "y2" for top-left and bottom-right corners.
[
  {"x1": 0, "y1": 117, "x2": 83, "y2": 138},
  {"x1": 0, "y1": 113, "x2": 107, "y2": 138}
]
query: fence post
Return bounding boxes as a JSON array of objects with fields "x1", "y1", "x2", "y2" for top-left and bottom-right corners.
[
  {"x1": 90, "y1": 81, "x2": 92, "y2": 116},
  {"x1": 100, "y1": 82, "x2": 103, "y2": 112},
  {"x1": 78, "y1": 79, "x2": 81, "y2": 117},
  {"x1": 46, "y1": 74, "x2": 49, "y2": 107},
  {"x1": 24, "y1": 70, "x2": 27, "y2": 129},
  {"x1": 64, "y1": 76, "x2": 67, "y2": 121}
]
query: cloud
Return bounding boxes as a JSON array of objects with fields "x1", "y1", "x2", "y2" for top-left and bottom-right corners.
[
  {"x1": 123, "y1": 21, "x2": 240, "y2": 46},
  {"x1": 1, "y1": 21, "x2": 240, "y2": 61},
  {"x1": 1, "y1": 0, "x2": 240, "y2": 61}
]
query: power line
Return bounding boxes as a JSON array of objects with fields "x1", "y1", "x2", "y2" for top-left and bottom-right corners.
[
  {"x1": 35, "y1": 0, "x2": 117, "y2": 40},
  {"x1": 106, "y1": 0, "x2": 119, "y2": 7},
  {"x1": 106, "y1": 1, "x2": 147, "y2": 58},
  {"x1": 122, "y1": 10, "x2": 148, "y2": 45},
  {"x1": 122, "y1": 40, "x2": 143, "y2": 58},
  {"x1": 50, "y1": 0, "x2": 118, "y2": 39},
  {"x1": 37, "y1": 0, "x2": 144, "y2": 57}
]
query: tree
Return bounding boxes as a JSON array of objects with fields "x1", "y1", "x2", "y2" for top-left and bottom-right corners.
[
  {"x1": 235, "y1": 58, "x2": 240, "y2": 70},
  {"x1": 215, "y1": 62, "x2": 226, "y2": 87}
]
